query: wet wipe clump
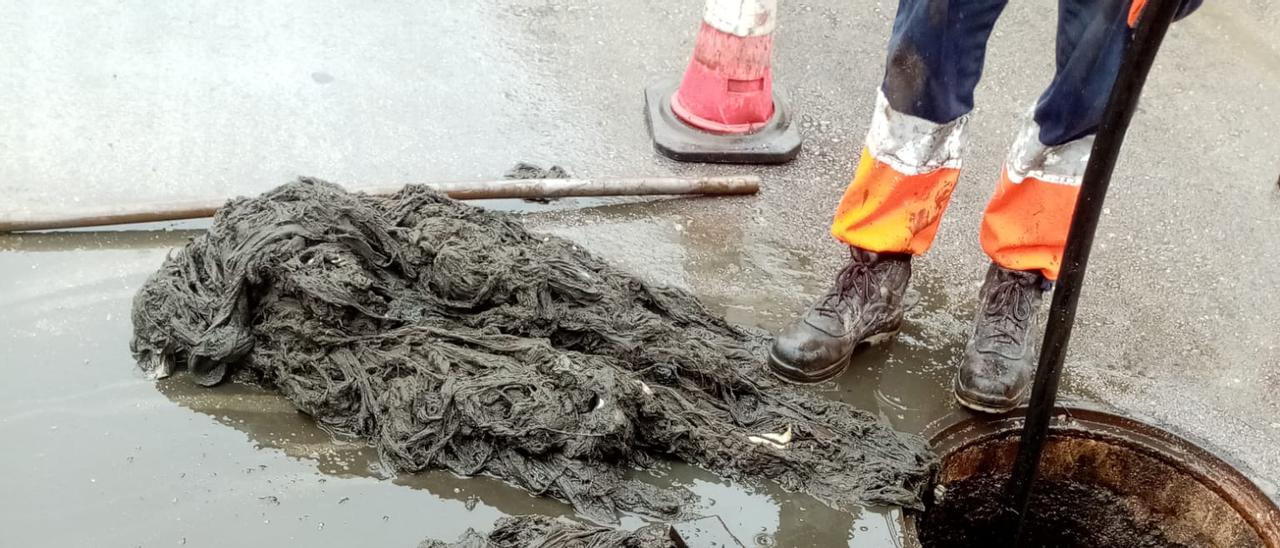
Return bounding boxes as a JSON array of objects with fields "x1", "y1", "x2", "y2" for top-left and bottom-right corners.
[
  {"x1": 130, "y1": 179, "x2": 934, "y2": 523},
  {"x1": 420, "y1": 515, "x2": 671, "y2": 548}
]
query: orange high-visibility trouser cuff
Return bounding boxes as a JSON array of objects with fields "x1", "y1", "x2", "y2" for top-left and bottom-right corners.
[
  {"x1": 830, "y1": 149, "x2": 960, "y2": 255},
  {"x1": 979, "y1": 169, "x2": 1082, "y2": 281}
]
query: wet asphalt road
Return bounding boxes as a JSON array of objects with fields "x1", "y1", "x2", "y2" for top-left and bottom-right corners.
[{"x1": 2, "y1": 0, "x2": 1279, "y2": 546}]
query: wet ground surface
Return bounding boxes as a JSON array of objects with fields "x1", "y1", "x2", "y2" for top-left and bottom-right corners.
[
  {"x1": 3, "y1": 0, "x2": 1279, "y2": 546},
  {"x1": 0, "y1": 223, "x2": 925, "y2": 547}
]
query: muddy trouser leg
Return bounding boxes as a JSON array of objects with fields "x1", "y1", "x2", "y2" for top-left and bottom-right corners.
[
  {"x1": 830, "y1": 0, "x2": 1008, "y2": 255},
  {"x1": 979, "y1": 0, "x2": 1133, "y2": 281}
]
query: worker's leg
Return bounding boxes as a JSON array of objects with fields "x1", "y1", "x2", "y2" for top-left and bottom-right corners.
[
  {"x1": 769, "y1": 0, "x2": 1008, "y2": 383},
  {"x1": 831, "y1": 0, "x2": 1009, "y2": 255},
  {"x1": 980, "y1": 0, "x2": 1134, "y2": 281},
  {"x1": 957, "y1": 0, "x2": 1132, "y2": 414}
]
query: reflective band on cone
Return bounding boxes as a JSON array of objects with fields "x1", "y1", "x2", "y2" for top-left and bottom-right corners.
[
  {"x1": 703, "y1": 0, "x2": 777, "y2": 36},
  {"x1": 670, "y1": 0, "x2": 779, "y2": 134}
]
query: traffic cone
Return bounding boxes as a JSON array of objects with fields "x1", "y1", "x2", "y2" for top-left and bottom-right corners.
[{"x1": 644, "y1": 0, "x2": 801, "y2": 164}]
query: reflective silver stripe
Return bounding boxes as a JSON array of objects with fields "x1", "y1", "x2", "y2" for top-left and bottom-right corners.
[
  {"x1": 703, "y1": 0, "x2": 777, "y2": 37},
  {"x1": 864, "y1": 89, "x2": 967, "y2": 176},
  {"x1": 1005, "y1": 112, "x2": 1091, "y2": 186}
]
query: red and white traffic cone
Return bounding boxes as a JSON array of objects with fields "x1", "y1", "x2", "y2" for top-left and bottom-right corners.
[{"x1": 644, "y1": 0, "x2": 801, "y2": 164}]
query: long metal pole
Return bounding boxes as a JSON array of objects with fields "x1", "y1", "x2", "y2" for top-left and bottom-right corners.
[
  {"x1": 1007, "y1": 2, "x2": 1180, "y2": 545},
  {"x1": 0, "y1": 175, "x2": 761, "y2": 233}
]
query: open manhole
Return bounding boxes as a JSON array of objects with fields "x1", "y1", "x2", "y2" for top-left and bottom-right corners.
[{"x1": 901, "y1": 404, "x2": 1280, "y2": 547}]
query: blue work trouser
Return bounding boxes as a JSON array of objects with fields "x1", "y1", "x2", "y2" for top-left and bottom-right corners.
[
  {"x1": 832, "y1": 0, "x2": 1201, "y2": 279},
  {"x1": 881, "y1": 0, "x2": 1200, "y2": 146}
]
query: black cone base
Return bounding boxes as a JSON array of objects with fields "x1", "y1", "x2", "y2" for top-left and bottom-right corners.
[{"x1": 643, "y1": 78, "x2": 801, "y2": 165}]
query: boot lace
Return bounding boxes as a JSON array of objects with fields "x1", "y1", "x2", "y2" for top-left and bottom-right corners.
[
  {"x1": 979, "y1": 274, "x2": 1036, "y2": 348},
  {"x1": 813, "y1": 253, "x2": 879, "y2": 320}
]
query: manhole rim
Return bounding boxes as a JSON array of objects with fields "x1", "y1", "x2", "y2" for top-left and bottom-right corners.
[{"x1": 898, "y1": 401, "x2": 1280, "y2": 548}]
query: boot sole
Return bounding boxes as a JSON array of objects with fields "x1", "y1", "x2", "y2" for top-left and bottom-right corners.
[
  {"x1": 768, "y1": 330, "x2": 899, "y2": 384},
  {"x1": 952, "y1": 376, "x2": 1024, "y2": 414}
]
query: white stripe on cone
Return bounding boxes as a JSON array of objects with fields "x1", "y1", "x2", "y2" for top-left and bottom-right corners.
[
  {"x1": 703, "y1": 0, "x2": 777, "y2": 37},
  {"x1": 864, "y1": 89, "x2": 968, "y2": 176}
]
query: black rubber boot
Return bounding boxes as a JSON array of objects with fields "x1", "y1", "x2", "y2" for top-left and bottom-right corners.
[
  {"x1": 768, "y1": 247, "x2": 911, "y2": 383},
  {"x1": 954, "y1": 264, "x2": 1048, "y2": 413}
]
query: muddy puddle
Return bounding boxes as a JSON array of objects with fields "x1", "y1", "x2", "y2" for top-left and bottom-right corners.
[{"x1": 0, "y1": 200, "x2": 1086, "y2": 547}]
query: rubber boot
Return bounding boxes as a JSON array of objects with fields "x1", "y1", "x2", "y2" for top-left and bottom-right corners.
[
  {"x1": 769, "y1": 247, "x2": 911, "y2": 383},
  {"x1": 954, "y1": 263, "x2": 1048, "y2": 413}
]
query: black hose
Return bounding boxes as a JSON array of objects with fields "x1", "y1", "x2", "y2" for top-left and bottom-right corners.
[{"x1": 1005, "y1": 1, "x2": 1182, "y2": 545}]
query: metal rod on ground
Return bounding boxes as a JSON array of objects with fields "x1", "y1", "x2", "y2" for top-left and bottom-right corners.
[
  {"x1": 0, "y1": 175, "x2": 761, "y2": 233},
  {"x1": 1006, "y1": 2, "x2": 1181, "y2": 546}
]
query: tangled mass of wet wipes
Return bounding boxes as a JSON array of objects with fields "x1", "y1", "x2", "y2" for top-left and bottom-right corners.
[{"x1": 130, "y1": 179, "x2": 934, "y2": 525}]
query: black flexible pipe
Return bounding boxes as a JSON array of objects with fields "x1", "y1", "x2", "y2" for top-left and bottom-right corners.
[{"x1": 1005, "y1": 1, "x2": 1182, "y2": 545}]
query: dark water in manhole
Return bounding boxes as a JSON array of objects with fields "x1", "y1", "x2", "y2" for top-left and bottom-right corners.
[{"x1": 917, "y1": 472, "x2": 1191, "y2": 548}]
